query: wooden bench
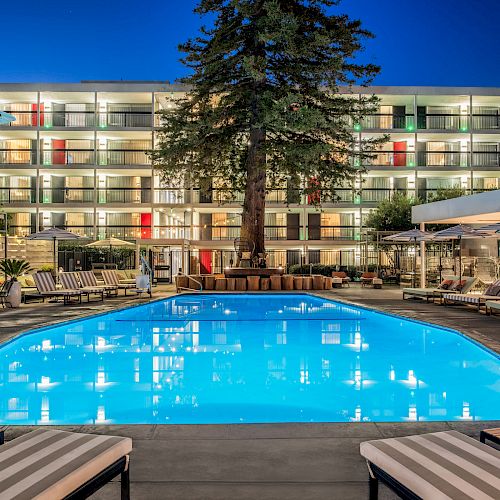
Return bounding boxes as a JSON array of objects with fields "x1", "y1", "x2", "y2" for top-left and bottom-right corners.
[
  {"x1": 480, "y1": 427, "x2": 500, "y2": 446},
  {"x1": 0, "y1": 428, "x2": 132, "y2": 499},
  {"x1": 360, "y1": 430, "x2": 500, "y2": 500}
]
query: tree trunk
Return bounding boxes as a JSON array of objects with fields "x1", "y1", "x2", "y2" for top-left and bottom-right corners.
[{"x1": 241, "y1": 127, "x2": 266, "y2": 257}]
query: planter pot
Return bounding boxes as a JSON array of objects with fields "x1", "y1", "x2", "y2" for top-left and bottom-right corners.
[{"x1": 7, "y1": 281, "x2": 22, "y2": 308}]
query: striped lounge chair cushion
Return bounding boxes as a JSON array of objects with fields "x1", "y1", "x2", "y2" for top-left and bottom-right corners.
[
  {"x1": 79, "y1": 271, "x2": 117, "y2": 291},
  {"x1": 0, "y1": 429, "x2": 132, "y2": 500},
  {"x1": 360, "y1": 430, "x2": 500, "y2": 499},
  {"x1": 443, "y1": 293, "x2": 482, "y2": 304},
  {"x1": 102, "y1": 270, "x2": 136, "y2": 289},
  {"x1": 59, "y1": 272, "x2": 80, "y2": 290}
]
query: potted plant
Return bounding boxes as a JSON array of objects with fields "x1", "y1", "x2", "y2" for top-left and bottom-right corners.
[{"x1": 0, "y1": 259, "x2": 32, "y2": 308}]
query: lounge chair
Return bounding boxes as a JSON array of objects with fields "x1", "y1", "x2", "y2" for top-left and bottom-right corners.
[
  {"x1": 60, "y1": 272, "x2": 105, "y2": 302},
  {"x1": 33, "y1": 271, "x2": 84, "y2": 305},
  {"x1": 0, "y1": 428, "x2": 132, "y2": 499},
  {"x1": 360, "y1": 272, "x2": 377, "y2": 287},
  {"x1": 402, "y1": 276, "x2": 476, "y2": 303},
  {"x1": 443, "y1": 278, "x2": 500, "y2": 311},
  {"x1": 332, "y1": 271, "x2": 351, "y2": 287},
  {"x1": 486, "y1": 300, "x2": 500, "y2": 316},
  {"x1": 79, "y1": 271, "x2": 119, "y2": 295},
  {"x1": 360, "y1": 430, "x2": 500, "y2": 500},
  {"x1": 101, "y1": 270, "x2": 138, "y2": 295},
  {"x1": 0, "y1": 280, "x2": 13, "y2": 308}
]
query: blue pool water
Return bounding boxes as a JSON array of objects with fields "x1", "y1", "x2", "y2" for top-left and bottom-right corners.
[{"x1": 1, "y1": 294, "x2": 499, "y2": 425}]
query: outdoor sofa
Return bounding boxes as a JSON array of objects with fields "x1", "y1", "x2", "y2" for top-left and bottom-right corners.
[
  {"x1": 0, "y1": 428, "x2": 132, "y2": 499},
  {"x1": 402, "y1": 276, "x2": 476, "y2": 303},
  {"x1": 360, "y1": 430, "x2": 500, "y2": 499}
]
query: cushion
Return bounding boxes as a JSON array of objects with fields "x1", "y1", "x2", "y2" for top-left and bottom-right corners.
[
  {"x1": 0, "y1": 429, "x2": 132, "y2": 500},
  {"x1": 484, "y1": 280, "x2": 500, "y2": 296},
  {"x1": 241, "y1": 252, "x2": 252, "y2": 260},
  {"x1": 438, "y1": 279, "x2": 454, "y2": 290},
  {"x1": 449, "y1": 279, "x2": 467, "y2": 291},
  {"x1": 360, "y1": 431, "x2": 500, "y2": 499},
  {"x1": 115, "y1": 270, "x2": 128, "y2": 281}
]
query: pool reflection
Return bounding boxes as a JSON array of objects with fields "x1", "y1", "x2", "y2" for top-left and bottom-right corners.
[{"x1": 0, "y1": 295, "x2": 499, "y2": 424}]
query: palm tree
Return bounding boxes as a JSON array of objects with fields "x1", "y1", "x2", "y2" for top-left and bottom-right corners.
[{"x1": 0, "y1": 259, "x2": 32, "y2": 281}]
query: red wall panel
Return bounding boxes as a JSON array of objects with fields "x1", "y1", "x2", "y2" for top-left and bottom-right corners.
[
  {"x1": 393, "y1": 141, "x2": 407, "y2": 167},
  {"x1": 52, "y1": 139, "x2": 66, "y2": 165},
  {"x1": 141, "y1": 213, "x2": 152, "y2": 239},
  {"x1": 199, "y1": 250, "x2": 212, "y2": 274}
]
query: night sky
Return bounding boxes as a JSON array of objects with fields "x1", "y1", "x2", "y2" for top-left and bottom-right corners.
[{"x1": 2, "y1": 0, "x2": 499, "y2": 86}]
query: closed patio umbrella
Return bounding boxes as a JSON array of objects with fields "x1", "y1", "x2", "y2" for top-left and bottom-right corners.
[
  {"x1": 432, "y1": 225, "x2": 490, "y2": 281},
  {"x1": 383, "y1": 229, "x2": 434, "y2": 287},
  {"x1": 27, "y1": 227, "x2": 81, "y2": 277}
]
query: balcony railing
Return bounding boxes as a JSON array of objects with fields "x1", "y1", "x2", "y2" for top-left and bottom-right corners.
[
  {"x1": 472, "y1": 114, "x2": 500, "y2": 130},
  {"x1": 471, "y1": 151, "x2": 500, "y2": 167},
  {"x1": 0, "y1": 149, "x2": 36, "y2": 165},
  {"x1": 0, "y1": 110, "x2": 37, "y2": 127},
  {"x1": 417, "y1": 152, "x2": 469, "y2": 167},
  {"x1": 0, "y1": 188, "x2": 35, "y2": 203},
  {"x1": 99, "y1": 112, "x2": 152, "y2": 128},
  {"x1": 311, "y1": 226, "x2": 358, "y2": 241},
  {"x1": 42, "y1": 149, "x2": 95, "y2": 166},
  {"x1": 97, "y1": 150, "x2": 150, "y2": 166},
  {"x1": 417, "y1": 114, "x2": 469, "y2": 131},
  {"x1": 365, "y1": 152, "x2": 416, "y2": 167},
  {"x1": 39, "y1": 188, "x2": 94, "y2": 203},
  {"x1": 98, "y1": 188, "x2": 151, "y2": 204},
  {"x1": 360, "y1": 114, "x2": 415, "y2": 130},
  {"x1": 42, "y1": 111, "x2": 96, "y2": 128}
]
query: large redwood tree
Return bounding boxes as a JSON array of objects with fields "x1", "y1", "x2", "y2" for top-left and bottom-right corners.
[{"x1": 154, "y1": 0, "x2": 384, "y2": 257}]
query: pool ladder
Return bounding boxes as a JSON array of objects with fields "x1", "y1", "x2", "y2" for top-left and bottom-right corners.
[{"x1": 176, "y1": 271, "x2": 203, "y2": 293}]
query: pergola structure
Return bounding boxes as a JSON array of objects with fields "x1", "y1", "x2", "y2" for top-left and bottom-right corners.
[{"x1": 412, "y1": 190, "x2": 500, "y2": 286}]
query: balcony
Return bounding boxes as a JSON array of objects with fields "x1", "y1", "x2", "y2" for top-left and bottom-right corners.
[
  {"x1": 360, "y1": 114, "x2": 415, "y2": 130},
  {"x1": 39, "y1": 188, "x2": 94, "y2": 204},
  {"x1": 98, "y1": 188, "x2": 151, "y2": 204},
  {"x1": 0, "y1": 110, "x2": 37, "y2": 127},
  {"x1": 472, "y1": 113, "x2": 500, "y2": 130},
  {"x1": 42, "y1": 111, "x2": 96, "y2": 128},
  {"x1": 97, "y1": 150, "x2": 150, "y2": 166},
  {"x1": 417, "y1": 152, "x2": 469, "y2": 168},
  {"x1": 0, "y1": 188, "x2": 35, "y2": 203},
  {"x1": 472, "y1": 151, "x2": 500, "y2": 168},
  {"x1": 0, "y1": 149, "x2": 36, "y2": 165},
  {"x1": 365, "y1": 152, "x2": 416, "y2": 168},
  {"x1": 99, "y1": 111, "x2": 152, "y2": 128},
  {"x1": 42, "y1": 149, "x2": 95, "y2": 166},
  {"x1": 417, "y1": 114, "x2": 469, "y2": 131},
  {"x1": 311, "y1": 226, "x2": 358, "y2": 241}
]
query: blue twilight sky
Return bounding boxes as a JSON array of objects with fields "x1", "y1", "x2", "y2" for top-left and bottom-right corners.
[{"x1": 1, "y1": 0, "x2": 499, "y2": 86}]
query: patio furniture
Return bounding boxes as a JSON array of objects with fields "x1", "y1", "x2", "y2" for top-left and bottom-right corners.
[
  {"x1": 101, "y1": 270, "x2": 138, "y2": 295},
  {"x1": 0, "y1": 428, "x2": 132, "y2": 500},
  {"x1": 372, "y1": 278, "x2": 383, "y2": 289},
  {"x1": 234, "y1": 237, "x2": 255, "y2": 268},
  {"x1": 486, "y1": 300, "x2": 500, "y2": 316},
  {"x1": 360, "y1": 430, "x2": 500, "y2": 500},
  {"x1": 332, "y1": 271, "x2": 350, "y2": 286},
  {"x1": 60, "y1": 272, "x2": 105, "y2": 302},
  {"x1": 79, "y1": 271, "x2": 119, "y2": 295},
  {"x1": 332, "y1": 277, "x2": 343, "y2": 288},
  {"x1": 0, "y1": 280, "x2": 14, "y2": 308},
  {"x1": 361, "y1": 272, "x2": 377, "y2": 287},
  {"x1": 480, "y1": 427, "x2": 500, "y2": 446},
  {"x1": 33, "y1": 272, "x2": 84, "y2": 305},
  {"x1": 443, "y1": 278, "x2": 500, "y2": 311},
  {"x1": 402, "y1": 276, "x2": 475, "y2": 303}
]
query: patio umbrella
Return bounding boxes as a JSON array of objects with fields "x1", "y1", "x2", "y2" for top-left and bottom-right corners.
[
  {"x1": 383, "y1": 229, "x2": 435, "y2": 287},
  {"x1": 432, "y1": 225, "x2": 490, "y2": 280},
  {"x1": 0, "y1": 111, "x2": 16, "y2": 124},
  {"x1": 477, "y1": 222, "x2": 500, "y2": 233},
  {"x1": 27, "y1": 227, "x2": 81, "y2": 276},
  {"x1": 86, "y1": 237, "x2": 135, "y2": 252}
]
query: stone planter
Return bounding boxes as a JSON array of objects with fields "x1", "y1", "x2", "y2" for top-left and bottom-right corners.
[{"x1": 7, "y1": 280, "x2": 22, "y2": 308}]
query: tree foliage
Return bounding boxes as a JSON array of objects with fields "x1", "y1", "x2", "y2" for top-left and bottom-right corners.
[
  {"x1": 153, "y1": 0, "x2": 386, "y2": 254},
  {"x1": 364, "y1": 193, "x2": 418, "y2": 232}
]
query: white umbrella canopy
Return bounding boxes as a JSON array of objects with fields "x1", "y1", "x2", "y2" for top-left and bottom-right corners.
[
  {"x1": 27, "y1": 227, "x2": 81, "y2": 275},
  {"x1": 86, "y1": 237, "x2": 135, "y2": 248}
]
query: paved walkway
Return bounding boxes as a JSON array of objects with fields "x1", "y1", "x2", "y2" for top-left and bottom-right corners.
[{"x1": 1, "y1": 285, "x2": 499, "y2": 499}]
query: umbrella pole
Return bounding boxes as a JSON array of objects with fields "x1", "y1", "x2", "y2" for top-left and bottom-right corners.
[
  {"x1": 53, "y1": 237, "x2": 57, "y2": 280},
  {"x1": 439, "y1": 242, "x2": 442, "y2": 283},
  {"x1": 413, "y1": 238, "x2": 417, "y2": 288},
  {"x1": 459, "y1": 236, "x2": 462, "y2": 281}
]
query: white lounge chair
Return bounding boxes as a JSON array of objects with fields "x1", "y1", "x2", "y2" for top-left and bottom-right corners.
[
  {"x1": 0, "y1": 428, "x2": 132, "y2": 499},
  {"x1": 443, "y1": 278, "x2": 500, "y2": 311},
  {"x1": 360, "y1": 430, "x2": 500, "y2": 500}
]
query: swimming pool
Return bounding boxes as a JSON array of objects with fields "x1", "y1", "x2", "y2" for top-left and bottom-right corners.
[{"x1": 1, "y1": 293, "x2": 499, "y2": 424}]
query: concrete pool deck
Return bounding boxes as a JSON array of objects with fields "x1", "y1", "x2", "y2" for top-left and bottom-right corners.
[{"x1": 1, "y1": 284, "x2": 499, "y2": 499}]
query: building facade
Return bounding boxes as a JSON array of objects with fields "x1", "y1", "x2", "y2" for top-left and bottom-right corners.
[{"x1": 1, "y1": 82, "x2": 500, "y2": 276}]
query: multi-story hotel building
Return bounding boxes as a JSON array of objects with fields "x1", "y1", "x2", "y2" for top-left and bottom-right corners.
[{"x1": 1, "y1": 81, "x2": 500, "y2": 278}]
